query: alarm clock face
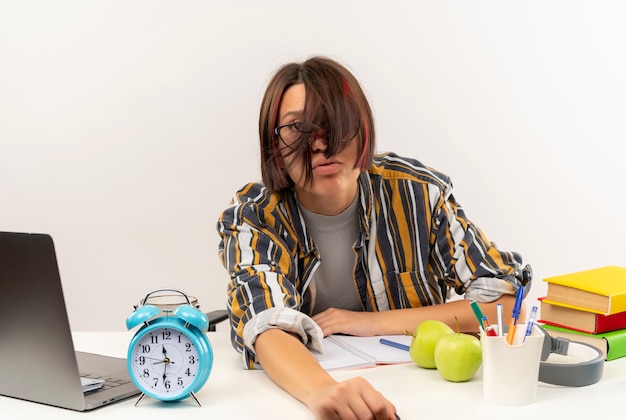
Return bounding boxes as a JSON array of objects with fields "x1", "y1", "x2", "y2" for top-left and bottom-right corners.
[{"x1": 128, "y1": 324, "x2": 202, "y2": 400}]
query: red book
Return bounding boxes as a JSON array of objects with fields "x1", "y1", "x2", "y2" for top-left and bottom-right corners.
[{"x1": 539, "y1": 297, "x2": 626, "y2": 334}]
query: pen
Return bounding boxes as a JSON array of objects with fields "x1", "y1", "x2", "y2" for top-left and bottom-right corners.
[
  {"x1": 506, "y1": 285, "x2": 525, "y2": 345},
  {"x1": 379, "y1": 338, "x2": 410, "y2": 352},
  {"x1": 496, "y1": 303, "x2": 504, "y2": 336},
  {"x1": 523, "y1": 305, "x2": 539, "y2": 342},
  {"x1": 485, "y1": 325, "x2": 498, "y2": 337},
  {"x1": 470, "y1": 301, "x2": 486, "y2": 331},
  {"x1": 481, "y1": 315, "x2": 490, "y2": 331}
]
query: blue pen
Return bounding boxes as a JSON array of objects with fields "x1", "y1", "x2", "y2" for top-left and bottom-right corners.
[
  {"x1": 506, "y1": 285, "x2": 525, "y2": 345},
  {"x1": 523, "y1": 305, "x2": 539, "y2": 342},
  {"x1": 379, "y1": 338, "x2": 410, "y2": 352}
]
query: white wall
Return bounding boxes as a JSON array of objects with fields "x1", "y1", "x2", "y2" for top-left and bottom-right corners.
[{"x1": 1, "y1": 1, "x2": 625, "y2": 331}]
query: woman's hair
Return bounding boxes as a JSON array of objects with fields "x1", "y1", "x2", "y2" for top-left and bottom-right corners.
[{"x1": 259, "y1": 56, "x2": 376, "y2": 193}]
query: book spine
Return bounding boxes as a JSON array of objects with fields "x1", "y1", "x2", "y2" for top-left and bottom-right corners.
[
  {"x1": 610, "y1": 293, "x2": 626, "y2": 315},
  {"x1": 606, "y1": 327, "x2": 626, "y2": 361},
  {"x1": 596, "y1": 310, "x2": 626, "y2": 333}
]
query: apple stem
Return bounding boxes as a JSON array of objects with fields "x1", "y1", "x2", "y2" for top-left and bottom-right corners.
[
  {"x1": 454, "y1": 316, "x2": 460, "y2": 333},
  {"x1": 404, "y1": 329, "x2": 415, "y2": 338}
]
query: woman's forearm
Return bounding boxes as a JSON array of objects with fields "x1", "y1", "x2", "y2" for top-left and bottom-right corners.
[
  {"x1": 254, "y1": 328, "x2": 398, "y2": 419},
  {"x1": 371, "y1": 294, "x2": 520, "y2": 334},
  {"x1": 313, "y1": 294, "x2": 521, "y2": 337},
  {"x1": 254, "y1": 328, "x2": 336, "y2": 408}
]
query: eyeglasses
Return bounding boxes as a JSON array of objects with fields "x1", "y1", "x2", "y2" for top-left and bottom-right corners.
[{"x1": 274, "y1": 122, "x2": 328, "y2": 147}]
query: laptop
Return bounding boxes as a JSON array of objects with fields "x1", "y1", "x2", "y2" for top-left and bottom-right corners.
[{"x1": 0, "y1": 231, "x2": 140, "y2": 411}]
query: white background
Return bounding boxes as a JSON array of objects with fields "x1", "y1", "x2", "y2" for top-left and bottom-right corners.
[{"x1": 1, "y1": 1, "x2": 625, "y2": 331}]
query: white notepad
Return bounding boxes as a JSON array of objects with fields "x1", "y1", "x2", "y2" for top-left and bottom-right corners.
[{"x1": 316, "y1": 334, "x2": 413, "y2": 370}]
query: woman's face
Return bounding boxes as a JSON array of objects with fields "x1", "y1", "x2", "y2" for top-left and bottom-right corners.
[{"x1": 277, "y1": 83, "x2": 361, "y2": 215}]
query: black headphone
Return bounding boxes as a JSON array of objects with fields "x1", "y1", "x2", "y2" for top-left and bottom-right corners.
[{"x1": 537, "y1": 326, "x2": 604, "y2": 387}]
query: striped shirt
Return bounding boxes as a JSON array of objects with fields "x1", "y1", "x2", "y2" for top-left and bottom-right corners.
[{"x1": 217, "y1": 152, "x2": 528, "y2": 368}]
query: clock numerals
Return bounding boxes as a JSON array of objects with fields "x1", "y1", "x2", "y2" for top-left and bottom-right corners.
[
  {"x1": 154, "y1": 377, "x2": 174, "y2": 389},
  {"x1": 130, "y1": 327, "x2": 200, "y2": 396},
  {"x1": 146, "y1": 330, "x2": 173, "y2": 345}
]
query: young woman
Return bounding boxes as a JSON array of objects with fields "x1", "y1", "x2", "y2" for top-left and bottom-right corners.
[{"x1": 217, "y1": 56, "x2": 531, "y2": 420}]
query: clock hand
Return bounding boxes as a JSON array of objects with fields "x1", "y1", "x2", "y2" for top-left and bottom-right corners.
[
  {"x1": 160, "y1": 344, "x2": 174, "y2": 366},
  {"x1": 142, "y1": 356, "x2": 167, "y2": 362},
  {"x1": 161, "y1": 344, "x2": 171, "y2": 378}
]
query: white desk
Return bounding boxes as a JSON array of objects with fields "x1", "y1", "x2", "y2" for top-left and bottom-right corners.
[{"x1": 1, "y1": 331, "x2": 625, "y2": 419}]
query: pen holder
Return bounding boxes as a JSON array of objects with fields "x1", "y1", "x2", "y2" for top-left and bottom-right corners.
[{"x1": 481, "y1": 324, "x2": 545, "y2": 406}]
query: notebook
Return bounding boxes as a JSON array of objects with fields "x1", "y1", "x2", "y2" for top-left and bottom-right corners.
[
  {"x1": 316, "y1": 334, "x2": 413, "y2": 370},
  {"x1": 0, "y1": 231, "x2": 140, "y2": 411}
]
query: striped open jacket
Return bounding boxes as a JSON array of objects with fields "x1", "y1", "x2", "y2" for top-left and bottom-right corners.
[{"x1": 217, "y1": 152, "x2": 528, "y2": 368}]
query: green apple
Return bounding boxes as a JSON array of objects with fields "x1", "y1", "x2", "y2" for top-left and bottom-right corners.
[
  {"x1": 409, "y1": 320, "x2": 454, "y2": 369},
  {"x1": 433, "y1": 332, "x2": 482, "y2": 382}
]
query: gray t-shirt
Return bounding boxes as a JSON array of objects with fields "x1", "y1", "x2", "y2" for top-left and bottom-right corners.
[{"x1": 299, "y1": 196, "x2": 362, "y2": 315}]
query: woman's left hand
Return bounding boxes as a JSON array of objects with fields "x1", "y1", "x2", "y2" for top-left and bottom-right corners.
[{"x1": 312, "y1": 308, "x2": 378, "y2": 337}]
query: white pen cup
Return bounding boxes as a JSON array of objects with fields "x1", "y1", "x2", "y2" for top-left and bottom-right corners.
[{"x1": 481, "y1": 324, "x2": 545, "y2": 406}]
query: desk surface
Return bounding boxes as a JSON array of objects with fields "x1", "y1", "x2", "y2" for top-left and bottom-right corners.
[{"x1": 1, "y1": 331, "x2": 625, "y2": 419}]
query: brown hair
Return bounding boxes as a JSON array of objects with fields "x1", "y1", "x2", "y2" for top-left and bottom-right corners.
[{"x1": 259, "y1": 56, "x2": 375, "y2": 193}]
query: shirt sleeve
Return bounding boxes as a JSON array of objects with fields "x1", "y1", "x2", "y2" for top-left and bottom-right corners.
[
  {"x1": 432, "y1": 185, "x2": 527, "y2": 302},
  {"x1": 217, "y1": 184, "x2": 315, "y2": 368},
  {"x1": 242, "y1": 307, "x2": 324, "y2": 369}
]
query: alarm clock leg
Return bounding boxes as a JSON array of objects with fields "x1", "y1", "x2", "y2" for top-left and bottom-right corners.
[
  {"x1": 189, "y1": 391, "x2": 202, "y2": 407},
  {"x1": 134, "y1": 393, "x2": 147, "y2": 407}
]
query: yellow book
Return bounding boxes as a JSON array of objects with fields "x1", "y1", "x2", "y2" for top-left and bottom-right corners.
[{"x1": 543, "y1": 266, "x2": 626, "y2": 315}]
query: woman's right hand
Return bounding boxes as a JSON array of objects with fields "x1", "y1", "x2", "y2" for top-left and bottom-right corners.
[
  {"x1": 255, "y1": 329, "x2": 397, "y2": 420},
  {"x1": 307, "y1": 376, "x2": 398, "y2": 420}
]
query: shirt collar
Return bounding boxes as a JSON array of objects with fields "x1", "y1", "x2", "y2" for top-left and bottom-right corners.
[{"x1": 282, "y1": 171, "x2": 373, "y2": 255}]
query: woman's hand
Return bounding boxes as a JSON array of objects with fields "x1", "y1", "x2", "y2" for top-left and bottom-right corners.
[
  {"x1": 255, "y1": 328, "x2": 396, "y2": 420},
  {"x1": 308, "y1": 376, "x2": 397, "y2": 420},
  {"x1": 313, "y1": 308, "x2": 378, "y2": 337}
]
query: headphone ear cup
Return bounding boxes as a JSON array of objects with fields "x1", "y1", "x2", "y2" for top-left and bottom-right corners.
[
  {"x1": 126, "y1": 304, "x2": 160, "y2": 330},
  {"x1": 174, "y1": 304, "x2": 209, "y2": 332}
]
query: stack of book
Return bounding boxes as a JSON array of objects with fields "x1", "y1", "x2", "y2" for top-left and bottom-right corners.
[{"x1": 539, "y1": 265, "x2": 626, "y2": 361}]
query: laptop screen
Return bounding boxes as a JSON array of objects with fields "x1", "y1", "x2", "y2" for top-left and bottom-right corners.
[{"x1": 0, "y1": 232, "x2": 138, "y2": 411}]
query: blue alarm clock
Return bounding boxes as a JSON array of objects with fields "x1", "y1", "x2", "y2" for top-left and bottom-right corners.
[{"x1": 125, "y1": 289, "x2": 213, "y2": 406}]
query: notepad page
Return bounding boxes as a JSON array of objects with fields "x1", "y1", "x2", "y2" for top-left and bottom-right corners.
[
  {"x1": 316, "y1": 337, "x2": 376, "y2": 370},
  {"x1": 332, "y1": 335, "x2": 413, "y2": 364},
  {"x1": 315, "y1": 335, "x2": 413, "y2": 370}
]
